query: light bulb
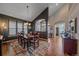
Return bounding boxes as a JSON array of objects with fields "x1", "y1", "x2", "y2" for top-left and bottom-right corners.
[
  {"x1": 2, "y1": 23, "x2": 5, "y2": 27},
  {"x1": 4, "y1": 26, "x2": 7, "y2": 29},
  {"x1": 24, "y1": 22, "x2": 28, "y2": 25},
  {"x1": 28, "y1": 23, "x2": 31, "y2": 26}
]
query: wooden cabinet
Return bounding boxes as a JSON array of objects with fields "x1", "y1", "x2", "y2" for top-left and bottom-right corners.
[{"x1": 64, "y1": 38, "x2": 77, "y2": 55}]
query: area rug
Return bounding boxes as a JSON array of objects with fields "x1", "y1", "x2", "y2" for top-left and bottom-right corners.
[{"x1": 9, "y1": 39, "x2": 48, "y2": 56}]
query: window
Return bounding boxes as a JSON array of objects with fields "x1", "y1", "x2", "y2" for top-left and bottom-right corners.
[
  {"x1": 17, "y1": 22, "x2": 23, "y2": 33},
  {"x1": 40, "y1": 20, "x2": 46, "y2": 32},
  {"x1": 24, "y1": 23, "x2": 28, "y2": 35},
  {"x1": 9, "y1": 20, "x2": 16, "y2": 36},
  {"x1": 35, "y1": 19, "x2": 46, "y2": 32},
  {"x1": 9, "y1": 20, "x2": 29, "y2": 36},
  {"x1": 35, "y1": 20, "x2": 41, "y2": 31}
]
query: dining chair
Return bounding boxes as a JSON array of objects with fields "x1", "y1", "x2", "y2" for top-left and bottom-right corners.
[
  {"x1": 23, "y1": 37, "x2": 28, "y2": 49},
  {"x1": 30, "y1": 34, "x2": 39, "y2": 49}
]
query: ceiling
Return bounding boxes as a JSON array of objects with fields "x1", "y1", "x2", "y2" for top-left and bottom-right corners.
[
  {"x1": 49, "y1": 3, "x2": 65, "y2": 17},
  {"x1": 0, "y1": 3, "x2": 48, "y2": 21},
  {"x1": 0, "y1": 3, "x2": 65, "y2": 22}
]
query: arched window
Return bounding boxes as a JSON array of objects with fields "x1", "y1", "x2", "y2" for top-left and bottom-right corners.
[{"x1": 35, "y1": 19, "x2": 46, "y2": 32}]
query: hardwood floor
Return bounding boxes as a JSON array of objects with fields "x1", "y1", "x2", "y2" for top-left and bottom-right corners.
[
  {"x1": 2, "y1": 40, "x2": 16, "y2": 56},
  {"x1": 2, "y1": 43, "x2": 9, "y2": 56},
  {"x1": 47, "y1": 37, "x2": 64, "y2": 56}
]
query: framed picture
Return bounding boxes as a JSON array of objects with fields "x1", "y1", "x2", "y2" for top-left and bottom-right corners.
[{"x1": 69, "y1": 17, "x2": 77, "y2": 33}]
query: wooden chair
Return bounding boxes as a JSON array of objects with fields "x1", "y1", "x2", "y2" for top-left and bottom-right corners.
[
  {"x1": 30, "y1": 34, "x2": 39, "y2": 49},
  {"x1": 23, "y1": 37, "x2": 28, "y2": 49},
  {"x1": 22, "y1": 36, "x2": 25, "y2": 48},
  {"x1": 17, "y1": 33, "x2": 21, "y2": 45}
]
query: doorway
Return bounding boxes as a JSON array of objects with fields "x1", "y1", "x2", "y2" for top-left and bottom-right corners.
[{"x1": 55, "y1": 23, "x2": 65, "y2": 37}]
